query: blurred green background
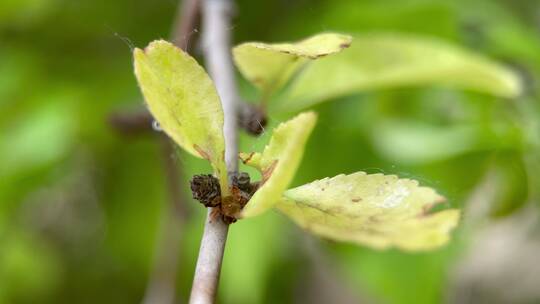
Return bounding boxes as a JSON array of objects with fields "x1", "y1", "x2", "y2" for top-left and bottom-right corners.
[{"x1": 1, "y1": 0, "x2": 539, "y2": 303}]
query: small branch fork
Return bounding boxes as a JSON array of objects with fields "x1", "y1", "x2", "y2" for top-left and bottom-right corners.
[{"x1": 189, "y1": 0, "x2": 239, "y2": 303}]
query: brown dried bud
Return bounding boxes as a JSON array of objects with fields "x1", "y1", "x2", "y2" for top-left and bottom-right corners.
[
  {"x1": 221, "y1": 196, "x2": 240, "y2": 224},
  {"x1": 191, "y1": 172, "x2": 261, "y2": 224},
  {"x1": 239, "y1": 103, "x2": 267, "y2": 136},
  {"x1": 231, "y1": 172, "x2": 252, "y2": 193},
  {"x1": 190, "y1": 174, "x2": 221, "y2": 207},
  {"x1": 214, "y1": 172, "x2": 254, "y2": 223}
]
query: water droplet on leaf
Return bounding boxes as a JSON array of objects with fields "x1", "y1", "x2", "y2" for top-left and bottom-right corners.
[{"x1": 152, "y1": 120, "x2": 162, "y2": 131}]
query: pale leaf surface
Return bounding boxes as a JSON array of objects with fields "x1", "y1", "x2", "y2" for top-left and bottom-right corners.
[
  {"x1": 277, "y1": 172, "x2": 460, "y2": 251},
  {"x1": 134, "y1": 40, "x2": 228, "y2": 188},
  {"x1": 281, "y1": 33, "x2": 522, "y2": 110},
  {"x1": 240, "y1": 112, "x2": 317, "y2": 218},
  {"x1": 233, "y1": 33, "x2": 352, "y2": 94}
]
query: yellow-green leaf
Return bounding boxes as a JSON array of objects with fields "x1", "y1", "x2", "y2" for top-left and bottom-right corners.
[
  {"x1": 233, "y1": 33, "x2": 352, "y2": 96},
  {"x1": 240, "y1": 112, "x2": 317, "y2": 218},
  {"x1": 276, "y1": 172, "x2": 460, "y2": 251},
  {"x1": 280, "y1": 33, "x2": 522, "y2": 110},
  {"x1": 134, "y1": 40, "x2": 228, "y2": 190}
]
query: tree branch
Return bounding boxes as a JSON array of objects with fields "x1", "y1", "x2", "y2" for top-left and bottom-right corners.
[
  {"x1": 202, "y1": 1, "x2": 238, "y2": 170},
  {"x1": 189, "y1": 0, "x2": 239, "y2": 303},
  {"x1": 142, "y1": 136, "x2": 190, "y2": 304},
  {"x1": 170, "y1": 0, "x2": 200, "y2": 52},
  {"x1": 141, "y1": 1, "x2": 201, "y2": 304}
]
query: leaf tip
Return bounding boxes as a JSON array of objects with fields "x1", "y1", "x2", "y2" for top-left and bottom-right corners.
[
  {"x1": 239, "y1": 151, "x2": 260, "y2": 166},
  {"x1": 133, "y1": 47, "x2": 144, "y2": 57},
  {"x1": 145, "y1": 39, "x2": 173, "y2": 51},
  {"x1": 336, "y1": 34, "x2": 353, "y2": 49},
  {"x1": 505, "y1": 72, "x2": 524, "y2": 98},
  {"x1": 297, "y1": 110, "x2": 318, "y2": 126}
]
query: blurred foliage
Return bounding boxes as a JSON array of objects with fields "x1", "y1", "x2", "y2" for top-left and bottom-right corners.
[
  {"x1": 0, "y1": 0, "x2": 539, "y2": 303},
  {"x1": 274, "y1": 33, "x2": 520, "y2": 110}
]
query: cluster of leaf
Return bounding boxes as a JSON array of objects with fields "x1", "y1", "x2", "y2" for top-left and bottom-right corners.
[
  {"x1": 133, "y1": 35, "x2": 471, "y2": 251},
  {"x1": 224, "y1": 19, "x2": 536, "y2": 303},
  {"x1": 233, "y1": 31, "x2": 532, "y2": 218},
  {"x1": 2, "y1": 0, "x2": 538, "y2": 303},
  {"x1": 234, "y1": 33, "x2": 520, "y2": 109}
]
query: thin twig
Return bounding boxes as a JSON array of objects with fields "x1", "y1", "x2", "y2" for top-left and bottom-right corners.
[
  {"x1": 141, "y1": 1, "x2": 201, "y2": 304},
  {"x1": 201, "y1": 0, "x2": 238, "y2": 170},
  {"x1": 189, "y1": 0, "x2": 239, "y2": 303},
  {"x1": 170, "y1": 0, "x2": 200, "y2": 51},
  {"x1": 108, "y1": 109, "x2": 154, "y2": 135},
  {"x1": 142, "y1": 136, "x2": 189, "y2": 304}
]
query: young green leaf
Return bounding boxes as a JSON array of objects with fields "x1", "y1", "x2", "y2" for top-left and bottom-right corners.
[
  {"x1": 239, "y1": 112, "x2": 317, "y2": 218},
  {"x1": 276, "y1": 172, "x2": 460, "y2": 251},
  {"x1": 233, "y1": 33, "x2": 352, "y2": 96},
  {"x1": 133, "y1": 40, "x2": 228, "y2": 191},
  {"x1": 279, "y1": 33, "x2": 522, "y2": 110}
]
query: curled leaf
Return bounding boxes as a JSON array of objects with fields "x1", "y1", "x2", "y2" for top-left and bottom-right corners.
[
  {"x1": 133, "y1": 40, "x2": 228, "y2": 190},
  {"x1": 280, "y1": 33, "x2": 522, "y2": 110},
  {"x1": 233, "y1": 33, "x2": 352, "y2": 95},
  {"x1": 240, "y1": 112, "x2": 317, "y2": 218},
  {"x1": 277, "y1": 172, "x2": 460, "y2": 251}
]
